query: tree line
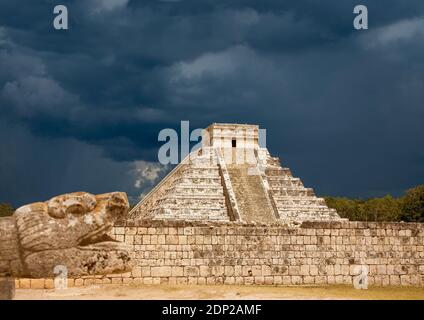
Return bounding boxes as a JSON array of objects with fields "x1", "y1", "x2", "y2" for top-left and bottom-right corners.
[
  {"x1": 325, "y1": 184, "x2": 424, "y2": 222},
  {"x1": 1, "y1": 184, "x2": 423, "y2": 222},
  {"x1": 0, "y1": 203, "x2": 14, "y2": 218}
]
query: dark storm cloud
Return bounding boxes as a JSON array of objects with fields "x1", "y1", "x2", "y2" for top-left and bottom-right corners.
[{"x1": 0, "y1": 0, "x2": 424, "y2": 206}]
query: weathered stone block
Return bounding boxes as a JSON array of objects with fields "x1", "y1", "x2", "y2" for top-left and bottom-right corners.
[
  {"x1": 288, "y1": 266, "x2": 300, "y2": 275},
  {"x1": 151, "y1": 266, "x2": 172, "y2": 277},
  {"x1": 309, "y1": 265, "x2": 318, "y2": 276},
  {"x1": 184, "y1": 266, "x2": 199, "y2": 277},
  {"x1": 300, "y1": 265, "x2": 310, "y2": 276},
  {"x1": 30, "y1": 279, "x2": 45, "y2": 289},
  {"x1": 291, "y1": 276, "x2": 302, "y2": 285},
  {"x1": 20, "y1": 279, "x2": 31, "y2": 289}
]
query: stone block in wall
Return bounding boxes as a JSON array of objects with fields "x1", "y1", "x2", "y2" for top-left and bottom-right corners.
[
  {"x1": 254, "y1": 276, "x2": 265, "y2": 285},
  {"x1": 179, "y1": 235, "x2": 187, "y2": 245},
  {"x1": 141, "y1": 266, "x2": 151, "y2": 277},
  {"x1": 224, "y1": 277, "x2": 235, "y2": 285},
  {"x1": 281, "y1": 276, "x2": 290, "y2": 285},
  {"x1": 251, "y1": 266, "x2": 262, "y2": 276},
  {"x1": 291, "y1": 276, "x2": 302, "y2": 285},
  {"x1": 157, "y1": 235, "x2": 165, "y2": 244},
  {"x1": 300, "y1": 265, "x2": 310, "y2": 276},
  {"x1": 111, "y1": 278, "x2": 122, "y2": 285},
  {"x1": 325, "y1": 265, "x2": 334, "y2": 276},
  {"x1": 30, "y1": 279, "x2": 45, "y2": 289},
  {"x1": 341, "y1": 265, "x2": 350, "y2": 275},
  {"x1": 216, "y1": 277, "x2": 224, "y2": 285},
  {"x1": 262, "y1": 265, "x2": 272, "y2": 276},
  {"x1": 19, "y1": 279, "x2": 31, "y2": 289},
  {"x1": 234, "y1": 265, "x2": 242, "y2": 277},
  {"x1": 172, "y1": 266, "x2": 184, "y2": 277},
  {"x1": 147, "y1": 227, "x2": 156, "y2": 235},
  {"x1": 44, "y1": 279, "x2": 54, "y2": 289},
  {"x1": 125, "y1": 235, "x2": 134, "y2": 244},
  {"x1": 184, "y1": 266, "x2": 199, "y2": 277},
  {"x1": 410, "y1": 275, "x2": 421, "y2": 286},
  {"x1": 166, "y1": 235, "x2": 178, "y2": 244},
  {"x1": 149, "y1": 235, "x2": 157, "y2": 244},
  {"x1": 303, "y1": 276, "x2": 315, "y2": 284},
  {"x1": 332, "y1": 275, "x2": 342, "y2": 284},
  {"x1": 137, "y1": 227, "x2": 148, "y2": 235},
  {"x1": 74, "y1": 279, "x2": 84, "y2": 287},
  {"x1": 381, "y1": 275, "x2": 390, "y2": 286},
  {"x1": 224, "y1": 266, "x2": 234, "y2": 276},
  {"x1": 142, "y1": 235, "x2": 151, "y2": 244},
  {"x1": 309, "y1": 265, "x2": 318, "y2": 276},
  {"x1": 400, "y1": 275, "x2": 411, "y2": 286},
  {"x1": 377, "y1": 265, "x2": 387, "y2": 275},
  {"x1": 288, "y1": 266, "x2": 300, "y2": 275},
  {"x1": 389, "y1": 275, "x2": 401, "y2": 286},
  {"x1": 125, "y1": 227, "x2": 137, "y2": 235},
  {"x1": 122, "y1": 278, "x2": 133, "y2": 285},
  {"x1": 131, "y1": 267, "x2": 142, "y2": 277},
  {"x1": 171, "y1": 227, "x2": 182, "y2": 235},
  {"x1": 151, "y1": 266, "x2": 172, "y2": 277},
  {"x1": 234, "y1": 276, "x2": 243, "y2": 285}
]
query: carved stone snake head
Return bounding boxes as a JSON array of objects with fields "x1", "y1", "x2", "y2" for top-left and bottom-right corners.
[{"x1": 14, "y1": 192, "x2": 133, "y2": 278}]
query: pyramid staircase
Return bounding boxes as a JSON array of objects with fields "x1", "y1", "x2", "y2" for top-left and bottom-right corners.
[{"x1": 227, "y1": 164, "x2": 276, "y2": 223}]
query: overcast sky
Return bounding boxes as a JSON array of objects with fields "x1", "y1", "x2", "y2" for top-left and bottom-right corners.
[{"x1": 1, "y1": 0, "x2": 423, "y2": 207}]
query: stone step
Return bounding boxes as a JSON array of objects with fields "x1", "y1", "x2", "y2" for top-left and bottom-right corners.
[
  {"x1": 270, "y1": 189, "x2": 315, "y2": 196},
  {"x1": 265, "y1": 167, "x2": 292, "y2": 176},
  {"x1": 227, "y1": 165, "x2": 276, "y2": 223}
]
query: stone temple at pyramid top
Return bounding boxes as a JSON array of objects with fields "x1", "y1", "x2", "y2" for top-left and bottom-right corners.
[
  {"x1": 205, "y1": 123, "x2": 260, "y2": 148},
  {"x1": 129, "y1": 123, "x2": 343, "y2": 224}
]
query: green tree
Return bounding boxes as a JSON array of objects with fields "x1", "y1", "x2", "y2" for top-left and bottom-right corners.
[
  {"x1": 325, "y1": 195, "x2": 402, "y2": 222},
  {"x1": 324, "y1": 197, "x2": 364, "y2": 221},
  {"x1": 400, "y1": 185, "x2": 424, "y2": 222},
  {"x1": 362, "y1": 195, "x2": 401, "y2": 222},
  {"x1": 0, "y1": 203, "x2": 14, "y2": 217}
]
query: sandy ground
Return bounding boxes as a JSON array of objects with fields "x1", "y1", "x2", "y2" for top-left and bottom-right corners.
[{"x1": 13, "y1": 284, "x2": 424, "y2": 300}]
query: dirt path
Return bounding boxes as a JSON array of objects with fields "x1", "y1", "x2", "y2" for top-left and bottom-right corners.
[{"x1": 14, "y1": 284, "x2": 424, "y2": 300}]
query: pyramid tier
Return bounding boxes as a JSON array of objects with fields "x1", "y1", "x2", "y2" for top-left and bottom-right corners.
[
  {"x1": 130, "y1": 147, "x2": 231, "y2": 221},
  {"x1": 263, "y1": 152, "x2": 340, "y2": 221},
  {"x1": 270, "y1": 188, "x2": 315, "y2": 197}
]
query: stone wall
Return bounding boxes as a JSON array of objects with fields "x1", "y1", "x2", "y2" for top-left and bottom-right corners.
[{"x1": 15, "y1": 220, "x2": 424, "y2": 288}]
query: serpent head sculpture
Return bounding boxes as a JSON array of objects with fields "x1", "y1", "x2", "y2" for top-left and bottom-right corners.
[{"x1": 0, "y1": 192, "x2": 133, "y2": 278}]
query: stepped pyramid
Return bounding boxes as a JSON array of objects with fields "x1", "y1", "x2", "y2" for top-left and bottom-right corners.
[{"x1": 129, "y1": 123, "x2": 342, "y2": 223}]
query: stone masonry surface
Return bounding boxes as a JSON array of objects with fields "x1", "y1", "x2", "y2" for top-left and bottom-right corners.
[{"x1": 16, "y1": 220, "x2": 424, "y2": 288}]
